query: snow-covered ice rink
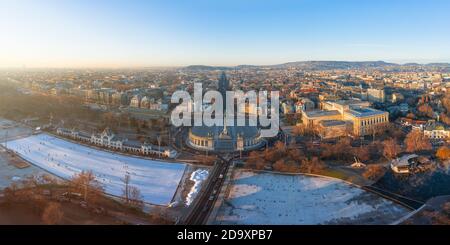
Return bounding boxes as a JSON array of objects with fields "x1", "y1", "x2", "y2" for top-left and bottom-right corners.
[
  {"x1": 215, "y1": 170, "x2": 410, "y2": 225},
  {"x1": 2, "y1": 134, "x2": 186, "y2": 205}
]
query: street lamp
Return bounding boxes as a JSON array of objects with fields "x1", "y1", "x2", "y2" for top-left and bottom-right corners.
[
  {"x1": 157, "y1": 135, "x2": 162, "y2": 157},
  {"x1": 4, "y1": 130, "x2": 8, "y2": 149}
]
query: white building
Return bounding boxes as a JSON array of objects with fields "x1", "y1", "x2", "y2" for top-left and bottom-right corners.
[
  {"x1": 57, "y1": 127, "x2": 177, "y2": 158},
  {"x1": 91, "y1": 128, "x2": 124, "y2": 150},
  {"x1": 424, "y1": 125, "x2": 450, "y2": 139},
  {"x1": 391, "y1": 154, "x2": 418, "y2": 174},
  {"x1": 304, "y1": 100, "x2": 388, "y2": 137}
]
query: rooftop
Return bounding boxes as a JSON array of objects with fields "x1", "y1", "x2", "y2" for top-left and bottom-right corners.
[
  {"x1": 392, "y1": 154, "x2": 419, "y2": 167},
  {"x1": 324, "y1": 99, "x2": 369, "y2": 107},
  {"x1": 191, "y1": 124, "x2": 259, "y2": 138},
  {"x1": 347, "y1": 107, "x2": 386, "y2": 118},
  {"x1": 304, "y1": 110, "x2": 341, "y2": 118},
  {"x1": 425, "y1": 123, "x2": 448, "y2": 131}
]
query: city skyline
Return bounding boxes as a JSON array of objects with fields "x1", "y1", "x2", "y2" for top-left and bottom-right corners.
[{"x1": 1, "y1": 0, "x2": 450, "y2": 68}]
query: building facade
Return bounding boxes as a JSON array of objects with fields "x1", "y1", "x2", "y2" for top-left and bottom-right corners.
[
  {"x1": 302, "y1": 100, "x2": 389, "y2": 137},
  {"x1": 424, "y1": 124, "x2": 450, "y2": 139},
  {"x1": 57, "y1": 128, "x2": 177, "y2": 158},
  {"x1": 344, "y1": 107, "x2": 389, "y2": 136}
]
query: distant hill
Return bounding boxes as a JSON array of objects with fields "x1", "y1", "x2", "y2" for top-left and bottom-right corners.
[
  {"x1": 402, "y1": 63, "x2": 422, "y2": 66},
  {"x1": 183, "y1": 65, "x2": 234, "y2": 71},
  {"x1": 269, "y1": 60, "x2": 398, "y2": 70},
  {"x1": 183, "y1": 61, "x2": 450, "y2": 71},
  {"x1": 424, "y1": 63, "x2": 450, "y2": 67}
]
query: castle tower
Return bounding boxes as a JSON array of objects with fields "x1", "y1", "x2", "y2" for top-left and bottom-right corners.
[{"x1": 218, "y1": 72, "x2": 230, "y2": 112}]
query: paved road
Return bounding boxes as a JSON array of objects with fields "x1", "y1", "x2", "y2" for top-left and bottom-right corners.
[{"x1": 180, "y1": 155, "x2": 231, "y2": 225}]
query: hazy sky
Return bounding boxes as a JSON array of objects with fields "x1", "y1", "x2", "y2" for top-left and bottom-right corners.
[{"x1": 1, "y1": 0, "x2": 449, "y2": 68}]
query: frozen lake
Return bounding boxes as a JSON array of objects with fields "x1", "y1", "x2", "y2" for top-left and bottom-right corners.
[
  {"x1": 215, "y1": 170, "x2": 410, "y2": 225},
  {"x1": 1, "y1": 134, "x2": 187, "y2": 205}
]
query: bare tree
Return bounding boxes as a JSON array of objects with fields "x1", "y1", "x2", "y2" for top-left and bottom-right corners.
[
  {"x1": 129, "y1": 186, "x2": 144, "y2": 210},
  {"x1": 404, "y1": 130, "x2": 432, "y2": 153},
  {"x1": 371, "y1": 124, "x2": 386, "y2": 142},
  {"x1": 292, "y1": 124, "x2": 306, "y2": 136},
  {"x1": 245, "y1": 151, "x2": 266, "y2": 170},
  {"x1": 70, "y1": 170, "x2": 104, "y2": 204},
  {"x1": 121, "y1": 174, "x2": 144, "y2": 210},
  {"x1": 363, "y1": 165, "x2": 386, "y2": 181},
  {"x1": 122, "y1": 174, "x2": 131, "y2": 204},
  {"x1": 383, "y1": 138, "x2": 401, "y2": 160},
  {"x1": 442, "y1": 95, "x2": 450, "y2": 113},
  {"x1": 2, "y1": 182, "x2": 20, "y2": 204},
  {"x1": 194, "y1": 155, "x2": 217, "y2": 166},
  {"x1": 300, "y1": 157, "x2": 325, "y2": 174},
  {"x1": 41, "y1": 202, "x2": 64, "y2": 225},
  {"x1": 352, "y1": 146, "x2": 370, "y2": 162}
]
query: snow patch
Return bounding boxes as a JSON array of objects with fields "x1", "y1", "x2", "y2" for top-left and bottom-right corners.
[
  {"x1": 186, "y1": 169, "x2": 209, "y2": 206},
  {"x1": 233, "y1": 170, "x2": 256, "y2": 180},
  {"x1": 216, "y1": 170, "x2": 410, "y2": 225},
  {"x1": 2, "y1": 134, "x2": 186, "y2": 205},
  {"x1": 11, "y1": 176, "x2": 21, "y2": 181},
  {"x1": 228, "y1": 184, "x2": 262, "y2": 199}
]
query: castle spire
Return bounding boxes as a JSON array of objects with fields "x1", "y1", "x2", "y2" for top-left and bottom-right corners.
[{"x1": 218, "y1": 72, "x2": 229, "y2": 112}]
